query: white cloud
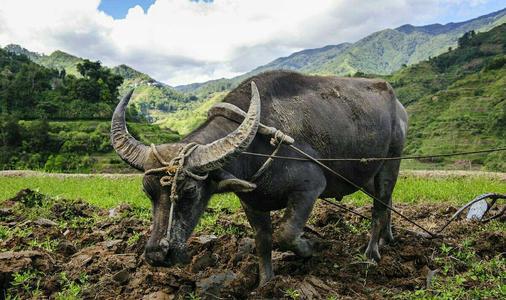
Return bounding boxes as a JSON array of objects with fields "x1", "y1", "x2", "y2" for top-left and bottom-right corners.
[{"x1": 0, "y1": 0, "x2": 498, "y2": 85}]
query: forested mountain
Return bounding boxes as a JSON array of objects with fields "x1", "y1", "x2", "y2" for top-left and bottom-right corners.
[
  {"x1": 0, "y1": 49, "x2": 124, "y2": 119},
  {"x1": 0, "y1": 49, "x2": 177, "y2": 172},
  {"x1": 6, "y1": 8, "x2": 505, "y2": 122},
  {"x1": 386, "y1": 24, "x2": 506, "y2": 170},
  {"x1": 176, "y1": 8, "x2": 506, "y2": 97},
  {"x1": 4, "y1": 44, "x2": 84, "y2": 77},
  {"x1": 3, "y1": 45, "x2": 196, "y2": 122}
]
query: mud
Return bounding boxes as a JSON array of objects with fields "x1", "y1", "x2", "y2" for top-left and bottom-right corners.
[{"x1": 1, "y1": 189, "x2": 504, "y2": 299}]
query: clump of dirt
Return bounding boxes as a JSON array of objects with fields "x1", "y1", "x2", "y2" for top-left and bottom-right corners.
[{"x1": 0, "y1": 189, "x2": 504, "y2": 299}]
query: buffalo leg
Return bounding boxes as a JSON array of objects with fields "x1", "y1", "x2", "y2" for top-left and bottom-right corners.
[
  {"x1": 241, "y1": 201, "x2": 273, "y2": 286},
  {"x1": 365, "y1": 160, "x2": 400, "y2": 261},
  {"x1": 274, "y1": 190, "x2": 321, "y2": 257}
]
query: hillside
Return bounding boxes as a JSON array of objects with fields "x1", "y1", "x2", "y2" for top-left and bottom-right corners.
[
  {"x1": 0, "y1": 48, "x2": 177, "y2": 172},
  {"x1": 385, "y1": 24, "x2": 506, "y2": 171},
  {"x1": 1, "y1": 9, "x2": 505, "y2": 172},
  {"x1": 111, "y1": 64, "x2": 195, "y2": 123},
  {"x1": 176, "y1": 8, "x2": 506, "y2": 96},
  {"x1": 2, "y1": 45, "x2": 197, "y2": 122},
  {"x1": 4, "y1": 44, "x2": 84, "y2": 77}
]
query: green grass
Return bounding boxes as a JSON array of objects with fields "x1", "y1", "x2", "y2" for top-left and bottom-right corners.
[
  {"x1": 343, "y1": 175, "x2": 506, "y2": 206},
  {"x1": 0, "y1": 176, "x2": 146, "y2": 209},
  {"x1": 0, "y1": 174, "x2": 504, "y2": 210}
]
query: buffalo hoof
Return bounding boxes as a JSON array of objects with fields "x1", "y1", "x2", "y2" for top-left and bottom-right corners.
[
  {"x1": 258, "y1": 270, "x2": 274, "y2": 287},
  {"x1": 144, "y1": 242, "x2": 190, "y2": 267},
  {"x1": 380, "y1": 234, "x2": 394, "y2": 246},
  {"x1": 364, "y1": 243, "x2": 381, "y2": 261},
  {"x1": 276, "y1": 236, "x2": 314, "y2": 258},
  {"x1": 293, "y1": 238, "x2": 314, "y2": 258},
  {"x1": 144, "y1": 246, "x2": 170, "y2": 267}
]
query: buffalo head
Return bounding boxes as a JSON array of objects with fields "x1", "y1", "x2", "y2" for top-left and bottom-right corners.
[{"x1": 111, "y1": 82, "x2": 261, "y2": 266}]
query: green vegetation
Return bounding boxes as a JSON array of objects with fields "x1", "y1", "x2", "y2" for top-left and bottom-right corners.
[
  {"x1": 7, "y1": 270, "x2": 44, "y2": 299},
  {"x1": 0, "y1": 49, "x2": 124, "y2": 119},
  {"x1": 4, "y1": 44, "x2": 84, "y2": 78},
  {"x1": 156, "y1": 91, "x2": 227, "y2": 135},
  {"x1": 113, "y1": 64, "x2": 200, "y2": 123},
  {"x1": 0, "y1": 47, "x2": 181, "y2": 172},
  {"x1": 0, "y1": 119, "x2": 177, "y2": 172},
  {"x1": 0, "y1": 176, "x2": 144, "y2": 208},
  {"x1": 55, "y1": 272, "x2": 88, "y2": 300},
  {"x1": 283, "y1": 288, "x2": 301, "y2": 299},
  {"x1": 395, "y1": 225, "x2": 506, "y2": 300},
  {"x1": 0, "y1": 173, "x2": 503, "y2": 210},
  {"x1": 2, "y1": 11, "x2": 506, "y2": 172},
  {"x1": 386, "y1": 24, "x2": 506, "y2": 171},
  {"x1": 3, "y1": 45, "x2": 201, "y2": 124}
]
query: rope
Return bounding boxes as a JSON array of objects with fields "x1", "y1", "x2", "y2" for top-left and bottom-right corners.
[
  {"x1": 209, "y1": 103, "x2": 504, "y2": 240},
  {"x1": 288, "y1": 144, "x2": 440, "y2": 238},
  {"x1": 270, "y1": 144, "x2": 505, "y2": 238},
  {"x1": 322, "y1": 198, "x2": 371, "y2": 220},
  {"x1": 241, "y1": 147, "x2": 506, "y2": 162},
  {"x1": 250, "y1": 130, "x2": 287, "y2": 182},
  {"x1": 145, "y1": 142, "x2": 208, "y2": 241}
]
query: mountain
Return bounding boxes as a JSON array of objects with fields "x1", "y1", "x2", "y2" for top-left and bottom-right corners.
[
  {"x1": 109, "y1": 64, "x2": 193, "y2": 123},
  {"x1": 175, "y1": 43, "x2": 353, "y2": 99},
  {"x1": 166, "y1": 23, "x2": 506, "y2": 171},
  {"x1": 176, "y1": 8, "x2": 506, "y2": 96},
  {"x1": 4, "y1": 44, "x2": 84, "y2": 77},
  {"x1": 2, "y1": 45, "x2": 196, "y2": 122},
  {"x1": 0, "y1": 47, "x2": 178, "y2": 172},
  {"x1": 386, "y1": 23, "x2": 506, "y2": 170},
  {"x1": 250, "y1": 43, "x2": 353, "y2": 76}
]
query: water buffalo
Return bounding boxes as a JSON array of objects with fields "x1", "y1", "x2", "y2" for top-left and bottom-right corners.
[{"x1": 111, "y1": 70, "x2": 408, "y2": 285}]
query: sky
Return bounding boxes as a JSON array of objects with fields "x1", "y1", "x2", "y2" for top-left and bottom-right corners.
[{"x1": 0, "y1": 0, "x2": 504, "y2": 86}]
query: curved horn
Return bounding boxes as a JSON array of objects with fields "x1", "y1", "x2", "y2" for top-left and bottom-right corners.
[
  {"x1": 187, "y1": 81, "x2": 261, "y2": 173},
  {"x1": 111, "y1": 89, "x2": 149, "y2": 171}
]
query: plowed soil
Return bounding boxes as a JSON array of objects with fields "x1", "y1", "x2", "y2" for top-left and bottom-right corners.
[{"x1": 1, "y1": 189, "x2": 504, "y2": 299}]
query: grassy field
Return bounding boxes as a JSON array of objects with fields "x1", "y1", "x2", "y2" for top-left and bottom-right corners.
[{"x1": 0, "y1": 172, "x2": 504, "y2": 211}]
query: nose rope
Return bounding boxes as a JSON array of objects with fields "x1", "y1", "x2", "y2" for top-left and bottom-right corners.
[{"x1": 145, "y1": 143, "x2": 208, "y2": 242}]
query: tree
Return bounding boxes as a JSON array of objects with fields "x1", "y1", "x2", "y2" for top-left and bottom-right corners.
[
  {"x1": 77, "y1": 60, "x2": 102, "y2": 80},
  {"x1": 458, "y1": 30, "x2": 476, "y2": 48},
  {"x1": 0, "y1": 114, "x2": 21, "y2": 147}
]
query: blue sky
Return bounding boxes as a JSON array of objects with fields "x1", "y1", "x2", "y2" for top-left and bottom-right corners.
[
  {"x1": 432, "y1": 0, "x2": 506, "y2": 24},
  {"x1": 99, "y1": 0, "x2": 214, "y2": 19},
  {"x1": 98, "y1": 0, "x2": 156, "y2": 19},
  {"x1": 98, "y1": 0, "x2": 505, "y2": 24}
]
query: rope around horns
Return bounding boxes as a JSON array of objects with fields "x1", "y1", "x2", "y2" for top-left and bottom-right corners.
[{"x1": 144, "y1": 143, "x2": 208, "y2": 242}]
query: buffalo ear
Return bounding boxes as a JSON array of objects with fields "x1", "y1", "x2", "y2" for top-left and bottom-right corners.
[{"x1": 217, "y1": 179, "x2": 256, "y2": 193}]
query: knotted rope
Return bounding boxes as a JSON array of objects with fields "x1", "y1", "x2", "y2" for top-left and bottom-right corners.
[
  {"x1": 144, "y1": 142, "x2": 208, "y2": 241},
  {"x1": 250, "y1": 129, "x2": 289, "y2": 181}
]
